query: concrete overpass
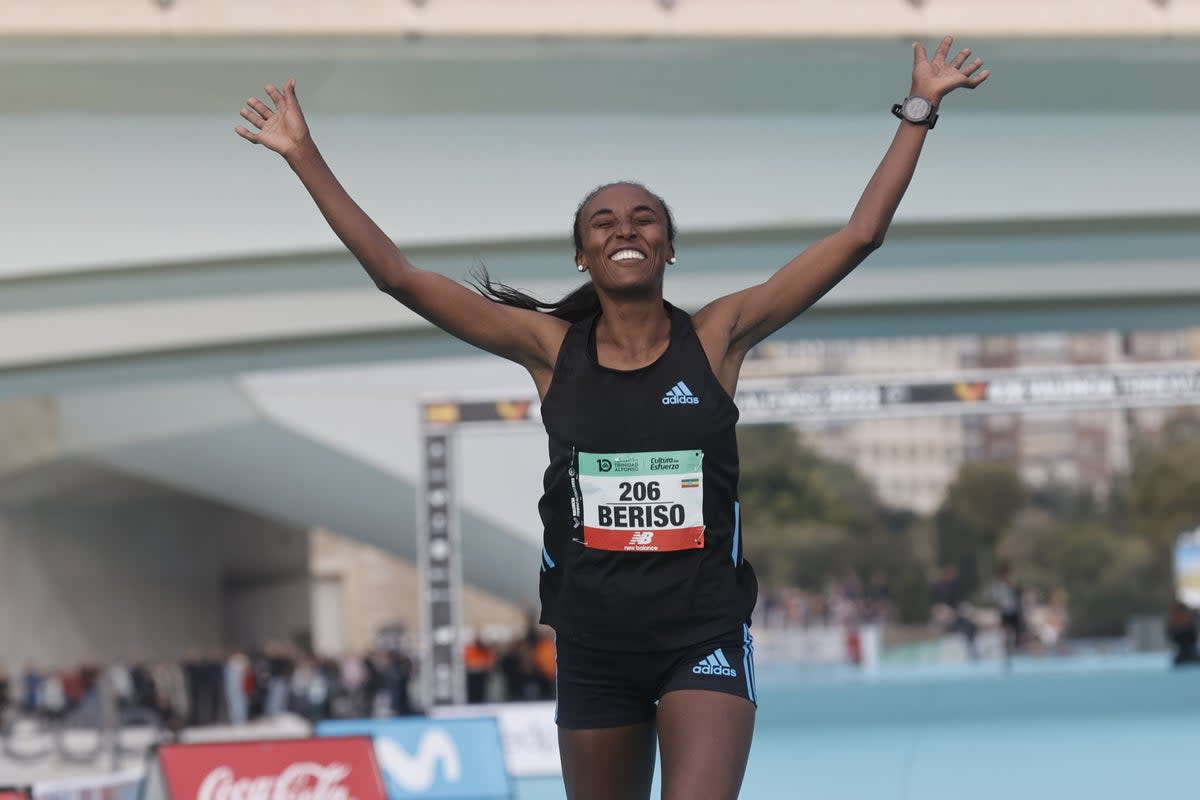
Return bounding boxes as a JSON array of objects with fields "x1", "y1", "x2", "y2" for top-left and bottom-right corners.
[{"x1": 2, "y1": 24, "x2": 1199, "y2": 617}]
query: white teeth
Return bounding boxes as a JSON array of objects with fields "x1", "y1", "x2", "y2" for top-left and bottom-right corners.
[{"x1": 611, "y1": 249, "x2": 646, "y2": 262}]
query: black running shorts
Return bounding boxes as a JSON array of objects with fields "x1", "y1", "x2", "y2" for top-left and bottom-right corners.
[{"x1": 554, "y1": 625, "x2": 758, "y2": 729}]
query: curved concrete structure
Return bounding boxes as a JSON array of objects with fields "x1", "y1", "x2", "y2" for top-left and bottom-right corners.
[{"x1": 3, "y1": 31, "x2": 1199, "y2": 606}]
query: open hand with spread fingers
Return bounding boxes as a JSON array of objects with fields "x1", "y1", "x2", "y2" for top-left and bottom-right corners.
[
  {"x1": 235, "y1": 79, "x2": 312, "y2": 162},
  {"x1": 911, "y1": 35, "x2": 991, "y2": 104}
]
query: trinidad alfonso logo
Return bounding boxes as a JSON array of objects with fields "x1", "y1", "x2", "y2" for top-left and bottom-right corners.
[
  {"x1": 662, "y1": 381, "x2": 700, "y2": 405},
  {"x1": 693, "y1": 648, "x2": 738, "y2": 677}
]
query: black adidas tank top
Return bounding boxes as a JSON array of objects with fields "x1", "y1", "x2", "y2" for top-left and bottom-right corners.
[{"x1": 537, "y1": 302, "x2": 758, "y2": 651}]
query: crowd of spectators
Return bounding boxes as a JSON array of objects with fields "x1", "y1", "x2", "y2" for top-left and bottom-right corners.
[
  {"x1": 463, "y1": 626, "x2": 556, "y2": 705},
  {"x1": 757, "y1": 569, "x2": 894, "y2": 630},
  {"x1": 754, "y1": 565, "x2": 1085, "y2": 666},
  {"x1": 0, "y1": 624, "x2": 559, "y2": 728}
]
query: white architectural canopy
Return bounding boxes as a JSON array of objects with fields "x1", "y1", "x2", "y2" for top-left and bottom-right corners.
[{"x1": 3, "y1": 17, "x2": 1200, "y2": 605}]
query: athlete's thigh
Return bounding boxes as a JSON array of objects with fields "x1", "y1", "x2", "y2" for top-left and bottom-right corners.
[
  {"x1": 657, "y1": 690, "x2": 755, "y2": 800},
  {"x1": 559, "y1": 721, "x2": 657, "y2": 800}
]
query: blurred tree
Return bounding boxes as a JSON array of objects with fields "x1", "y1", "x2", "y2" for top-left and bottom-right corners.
[
  {"x1": 1028, "y1": 482, "x2": 1100, "y2": 522},
  {"x1": 737, "y1": 424, "x2": 880, "y2": 534},
  {"x1": 737, "y1": 424, "x2": 930, "y2": 623},
  {"x1": 1128, "y1": 414, "x2": 1200, "y2": 553},
  {"x1": 934, "y1": 461, "x2": 1025, "y2": 597},
  {"x1": 1029, "y1": 520, "x2": 1165, "y2": 637}
]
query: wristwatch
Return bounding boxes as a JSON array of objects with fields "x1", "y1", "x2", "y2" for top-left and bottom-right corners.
[{"x1": 891, "y1": 95, "x2": 939, "y2": 129}]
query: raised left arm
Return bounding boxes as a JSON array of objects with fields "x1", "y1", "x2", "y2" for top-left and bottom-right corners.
[{"x1": 696, "y1": 36, "x2": 990, "y2": 373}]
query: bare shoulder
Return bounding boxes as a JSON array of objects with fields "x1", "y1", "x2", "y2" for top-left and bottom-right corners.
[
  {"x1": 528, "y1": 309, "x2": 572, "y2": 364},
  {"x1": 516, "y1": 309, "x2": 571, "y2": 398},
  {"x1": 691, "y1": 291, "x2": 749, "y2": 358},
  {"x1": 690, "y1": 292, "x2": 751, "y2": 395}
]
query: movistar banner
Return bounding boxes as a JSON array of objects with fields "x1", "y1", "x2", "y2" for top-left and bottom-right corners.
[{"x1": 317, "y1": 718, "x2": 510, "y2": 800}]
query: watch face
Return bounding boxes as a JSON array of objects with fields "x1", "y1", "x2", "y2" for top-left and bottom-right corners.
[{"x1": 903, "y1": 96, "x2": 932, "y2": 122}]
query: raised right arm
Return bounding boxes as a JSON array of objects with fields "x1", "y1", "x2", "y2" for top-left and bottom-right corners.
[{"x1": 236, "y1": 81, "x2": 566, "y2": 389}]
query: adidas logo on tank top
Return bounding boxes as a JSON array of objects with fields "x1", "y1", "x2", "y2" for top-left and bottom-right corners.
[
  {"x1": 692, "y1": 648, "x2": 738, "y2": 677},
  {"x1": 662, "y1": 380, "x2": 700, "y2": 405}
]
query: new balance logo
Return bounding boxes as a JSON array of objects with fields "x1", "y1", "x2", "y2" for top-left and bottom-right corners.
[
  {"x1": 629, "y1": 531, "x2": 655, "y2": 546},
  {"x1": 662, "y1": 381, "x2": 700, "y2": 405},
  {"x1": 692, "y1": 648, "x2": 738, "y2": 677}
]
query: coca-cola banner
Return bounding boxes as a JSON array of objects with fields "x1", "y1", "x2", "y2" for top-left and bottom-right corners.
[
  {"x1": 155, "y1": 737, "x2": 386, "y2": 800},
  {"x1": 317, "y1": 718, "x2": 510, "y2": 800}
]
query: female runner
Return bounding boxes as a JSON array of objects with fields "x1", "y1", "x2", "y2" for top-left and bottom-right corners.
[{"x1": 237, "y1": 36, "x2": 989, "y2": 800}]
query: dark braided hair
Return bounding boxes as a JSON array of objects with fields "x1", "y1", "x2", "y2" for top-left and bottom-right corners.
[{"x1": 471, "y1": 182, "x2": 676, "y2": 323}]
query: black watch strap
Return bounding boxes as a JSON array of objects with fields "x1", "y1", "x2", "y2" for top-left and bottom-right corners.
[{"x1": 891, "y1": 99, "x2": 939, "y2": 130}]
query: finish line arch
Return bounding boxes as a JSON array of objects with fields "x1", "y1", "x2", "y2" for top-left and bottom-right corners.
[{"x1": 417, "y1": 360, "x2": 1200, "y2": 706}]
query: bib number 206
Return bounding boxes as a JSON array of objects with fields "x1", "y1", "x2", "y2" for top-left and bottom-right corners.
[{"x1": 618, "y1": 481, "x2": 661, "y2": 501}]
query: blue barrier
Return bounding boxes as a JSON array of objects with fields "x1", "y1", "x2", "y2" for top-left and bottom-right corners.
[{"x1": 318, "y1": 718, "x2": 511, "y2": 800}]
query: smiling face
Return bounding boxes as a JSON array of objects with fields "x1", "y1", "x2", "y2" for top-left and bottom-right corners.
[{"x1": 574, "y1": 183, "x2": 675, "y2": 297}]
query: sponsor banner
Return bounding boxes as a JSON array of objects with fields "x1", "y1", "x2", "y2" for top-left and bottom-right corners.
[
  {"x1": 737, "y1": 363, "x2": 1200, "y2": 422},
  {"x1": 33, "y1": 768, "x2": 143, "y2": 800},
  {"x1": 318, "y1": 718, "x2": 510, "y2": 800},
  {"x1": 422, "y1": 364, "x2": 1200, "y2": 429},
  {"x1": 1, "y1": 789, "x2": 31, "y2": 800},
  {"x1": 155, "y1": 736, "x2": 385, "y2": 800},
  {"x1": 432, "y1": 703, "x2": 560, "y2": 779},
  {"x1": 1175, "y1": 527, "x2": 1200, "y2": 609},
  {"x1": 423, "y1": 400, "x2": 538, "y2": 426}
]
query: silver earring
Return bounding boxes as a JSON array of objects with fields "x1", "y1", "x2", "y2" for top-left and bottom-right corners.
[
  {"x1": 576, "y1": 263, "x2": 586, "y2": 272},
  {"x1": 667, "y1": 257, "x2": 677, "y2": 265}
]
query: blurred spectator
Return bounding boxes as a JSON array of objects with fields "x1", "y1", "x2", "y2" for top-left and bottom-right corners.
[
  {"x1": 929, "y1": 601, "x2": 978, "y2": 661},
  {"x1": 1033, "y1": 588, "x2": 1069, "y2": 650},
  {"x1": 108, "y1": 663, "x2": 133, "y2": 709},
  {"x1": 225, "y1": 651, "x2": 251, "y2": 724},
  {"x1": 990, "y1": 562, "x2": 1024, "y2": 660},
  {"x1": 863, "y1": 569, "x2": 893, "y2": 623},
  {"x1": 532, "y1": 630, "x2": 556, "y2": 699},
  {"x1": 291, "y1": 656, "x2": 332, "y2": 721},
  {"x1": 130, "y1": 662, "x2": 158, "y2": 711},
  {"x1": 183, "y1": 652, "x2": 224, "y2": 725},
  {"x1": 20, "y1": 663, "x2": 42, "y2": 713},
  {"x1": 932, "y1": 564, "x2": 964, "y2": 609},
  {"x1": 0, "y1": 666, "x2": 10, "y2": 716},
  {"x1": 464, "y1": 635, "x2": 498, "y2": 704},
  {"x1": 386, "y1": 648, "x2": 415, "y2": 716},
  {"x1": 499, "y1": 639, "x2": 544, "y2": 701},
  {"x1": 153, "y1": 659, "x2": 188, "y2": 730},
  {"x1": 182, "y1": 653, "x2": 204, "y2": 724},
  {"x1": 62, "y1": 665, "x2": 84, "y2": 710},
  {"x1": 932, "y1": 565, "x2": 977, "y2": 660},
  {"x1": 41, "y1": 670, "x2": 66, "y2": 718},
  {"x1": 1167, "y1": 600, "x2": 1199, "y2": 667},
  {"x1": 365, "y1": 650, "x2": 388, "y2": 714},
  {"x1": 264, "y1": 642, "x2": 294, "y2": 717},
  {"x1": 338, "y1": 653, "x2": 368, "y2": 718}
]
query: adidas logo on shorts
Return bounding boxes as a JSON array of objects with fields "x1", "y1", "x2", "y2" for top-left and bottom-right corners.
[
  {"x1": 662, "y1": 381, "x2": 700, "y2": 405},
  {"x1": 692, "y1": 648, "x2": 737, "y2": 677}
]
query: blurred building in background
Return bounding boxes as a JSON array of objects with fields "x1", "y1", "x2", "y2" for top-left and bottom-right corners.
[{"x1": 746, "y1": 328, "x2": 1200, "y2": 513}]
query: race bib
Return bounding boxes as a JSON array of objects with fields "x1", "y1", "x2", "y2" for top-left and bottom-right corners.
[{"x1": 576, "y1": 450, "x2": 705, "y2": 552}]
